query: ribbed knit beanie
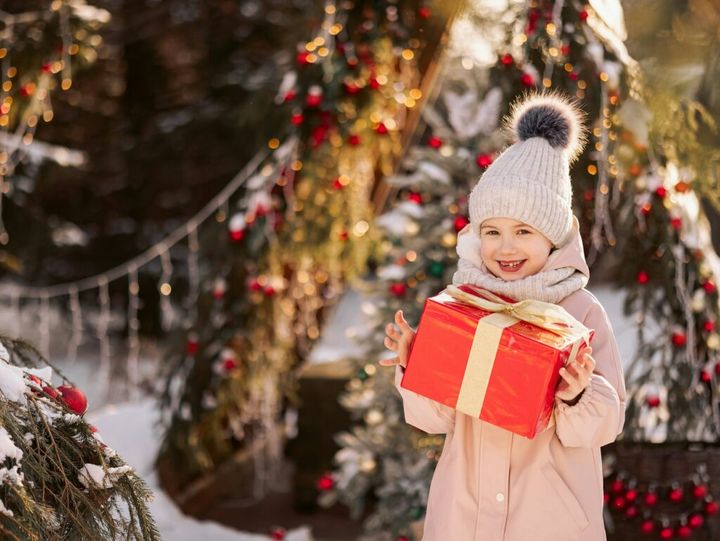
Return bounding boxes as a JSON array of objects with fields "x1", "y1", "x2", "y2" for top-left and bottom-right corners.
[{"x1": 468, "y1": 92, "x2": 586, "y2": 247}]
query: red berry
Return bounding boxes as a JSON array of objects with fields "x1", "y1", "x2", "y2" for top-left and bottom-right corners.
[
  {"x1": 43, "y1": 386, "x2": 59, "y2": 399},
  {"x1": 57, "y1": 385, "x2": 88, "y2": 415},
  {"x1": 500, "y1": 54, "x2": 514, "y2": 66},
  {"x1": 520, "y1": 73, "x2": 535, "y2": 87},
  {"x1": 454, "y1": 216, "x2": 469, "y2": 232},
  {"x1": 705, "y1": 500, "x2": 719, "y2": 515},
  {"x1": 316, "y1": 474, "x2": 334, "y2": 491},
  {"x1": 689, "y1": 513, "x2": 704, "y2": 528},
  {"x1": 671, "y1": 332, "x2": 687, "y2": 347},
  {"x1": 637, "y1": 271, "x2": 649, "y2": 284},
  {"x1": 476, "y1": 153, "x2": 493, "y2": 168},
  {"x1": 669, "y1": 487, "x2": 684, "y2": 502},
  {"x1": 428, "y1": 136, "x2": 442, "y2": 149},
  {"x1": 641, "y1": 519, "x2": 655, "y2": 534}
]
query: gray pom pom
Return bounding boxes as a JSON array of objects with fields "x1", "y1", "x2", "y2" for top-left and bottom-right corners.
[{"x1": 508, "y1": 92, "x2": 586, "y2": 161}]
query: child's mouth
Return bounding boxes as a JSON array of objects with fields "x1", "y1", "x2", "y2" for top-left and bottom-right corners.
[{"x1": 497, "y1": 260, "x2": 526, "y2": 273}]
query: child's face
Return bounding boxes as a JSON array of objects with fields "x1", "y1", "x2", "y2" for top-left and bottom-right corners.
[{"x1": 479, "y1": 218, "x2": 553, "y2": 281}]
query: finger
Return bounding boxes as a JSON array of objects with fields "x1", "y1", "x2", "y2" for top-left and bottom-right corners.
[
  {"x1": 378, "y1": 356, "x2": 400, "y2": 366},
  {"x1": 395, "y1": 310, "x2": 414, "y2": 335},
  {"x1": 384, "y1": 336, "x2": 398, "y2": 351},
  {"x1": 559, "y1": 367, "x2": 579, "y2": 389},
  {"x1": 565, "y1": 361, "x2": 580, "y2": 378},
  {"x1": 386, "y1": 323, "x2": 401, "y2": 340}
]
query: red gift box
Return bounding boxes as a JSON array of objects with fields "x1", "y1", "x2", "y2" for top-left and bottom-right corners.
[{"x1": 400, "y1": 284, "x2": 593, "y2": 438}]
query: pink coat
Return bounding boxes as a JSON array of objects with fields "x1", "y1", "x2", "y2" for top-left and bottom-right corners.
[{"x1": 395, "y1": 228, "x2": 627, "y2": 541}]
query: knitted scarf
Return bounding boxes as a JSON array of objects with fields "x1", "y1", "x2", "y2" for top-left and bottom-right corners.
[{"x1": 451, "y1": 227, "x2": 588, "y2": 304}]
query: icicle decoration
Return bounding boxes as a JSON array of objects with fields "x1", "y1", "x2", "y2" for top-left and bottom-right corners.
[
  {"x1": 40, "y1": 292, "x2": 51, "y2": 358},
  {"x1": 68, "y1": 285, "x2": 83, "y2": 363},
  {"x1": 186, "y1": 227, "x2": 200, "y2": 325},
  {"x1": 158, "y1": 248, "x2": 174, "y2": 331},
  {"x1": 97, "y1": 278, "x2": 112, "y2": 395},
  {"x1": 127, "y1": 266, "x2": 141, "y2": 399}
]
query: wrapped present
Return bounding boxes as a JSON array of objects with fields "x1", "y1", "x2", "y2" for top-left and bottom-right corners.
[{"x1": 400, "y1": 284, "x2": 593, "y2": 438}]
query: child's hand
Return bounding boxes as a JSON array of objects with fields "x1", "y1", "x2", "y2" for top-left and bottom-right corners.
[
  {"x1": 555, "y1": 346, "x2": 595, "y2": 405},
  {"x1": 379, "y1": 310, "x2": 416, "y2": 369}
]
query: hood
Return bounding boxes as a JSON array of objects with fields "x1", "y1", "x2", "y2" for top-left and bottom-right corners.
[{"x1": 455, "y1": 216, "x2": 589, "y2": 279}]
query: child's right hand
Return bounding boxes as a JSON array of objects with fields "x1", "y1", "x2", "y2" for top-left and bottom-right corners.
[{"x1": 380, "y1": 310, "x2": 416, "y2": 368}]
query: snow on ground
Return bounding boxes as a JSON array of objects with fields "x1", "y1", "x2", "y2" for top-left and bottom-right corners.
[{"x1": 89, "y1": 400, "x2": 313, "y2": 541}]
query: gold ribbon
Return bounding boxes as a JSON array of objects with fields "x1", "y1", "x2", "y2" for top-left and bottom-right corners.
[{"x1": 446, "y1": 284, "x2": 590, "y2": 421}]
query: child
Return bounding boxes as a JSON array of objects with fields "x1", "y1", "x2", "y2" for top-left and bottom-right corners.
[{"x1": 380, "y1": 93, "x2": 626, "y2": 541}]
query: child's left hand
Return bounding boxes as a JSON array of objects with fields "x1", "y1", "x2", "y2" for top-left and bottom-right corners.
[{"x1": 555, "y1": 346, "x2": 595, "y2": 405}]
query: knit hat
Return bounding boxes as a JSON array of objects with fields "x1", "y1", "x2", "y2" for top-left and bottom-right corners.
[{"x1": 468, "y1": 92, "x2": 586, "y2": 247}]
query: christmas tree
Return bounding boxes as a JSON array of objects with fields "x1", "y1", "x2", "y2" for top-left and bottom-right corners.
[
  {"x1": 156, "y1": 0, "x2": 453, "y2": 496},
  {"x1": 321, "y1": 1, "x2": 720, "y2": 539}
]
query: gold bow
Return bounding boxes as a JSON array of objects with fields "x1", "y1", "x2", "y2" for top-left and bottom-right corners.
[{"x1": 444, "y1": 284, "x2": 591, "y2": 344}]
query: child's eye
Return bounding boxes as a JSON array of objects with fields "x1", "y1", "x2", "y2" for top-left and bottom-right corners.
[
  {"x1": 483, "y1": 230, "x2": 499, "y2": 236},
  {"x1": 517, "y1": 229, "x2": 533, "y2": 235}
]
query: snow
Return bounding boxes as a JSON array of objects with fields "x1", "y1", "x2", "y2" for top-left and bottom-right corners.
[
  {"x1": 88, "y1": 400, "x2": 313, "y2": 541},
  {"x1": 78, "y1": 463, "x2": 133, "y2": 490},
  {"x1": 0, "y1": 426, "x2": 24, "y2": 488},
  {"x1": 0, "y1": 360, "x2": 27, "y2": 403}
]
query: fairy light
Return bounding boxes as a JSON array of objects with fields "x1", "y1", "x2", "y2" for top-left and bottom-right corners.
[{"x1": 158, "y1": 248, "x2": 174, "y2": 331}]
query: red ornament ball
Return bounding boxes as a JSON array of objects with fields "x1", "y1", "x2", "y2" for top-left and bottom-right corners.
[
  {"x1": 476, "y1": 153, "x2": 494, "y2": 168},
  {"x1": 369, "y1": 77, "x2": 380, "y2": 89},
  {"x1": 428, "y1": 136, "x2": 442, "y2": 149},
  {"x1": 290, "y1": 113, "x2": 304, "y2": 126},
  {"x1": 644, "y1": 491, "x2": 658, "y2": 506},
  {"x1": 249, "y1": 278, "x2": 263, "y2": 292},
  {"x1": 671, "y1": 332, "x2": 687, "y2": 347},
  {"x1": 230, "y1": 228, "x2": 245, "y2": 242},
  {"x1": 611, "y1": 479, "x2": 625, "y2": 493},
  {"x1": 640, "y1": 519, "x2": 655, "y2": 534},
  {"x1": 703, "y1": 280, "x2": 717, "y2": 294},
  {"x1": 670, "y1": 217, "x2": 682, "y2": 230},
  {"x1": 42, "y1": 62, "x2": 53, "y2": 74},
  {"x1": 646, "y1": 395, "x2": 661, "y2": 408},
  {"x1": 376, "y1": 122, "x2": 388, "y2": 135},
  {"x1": 186, "y1": 340, "x2": 199, "y2": 355},
  {"x1": 693, "y1": 484, "x2": 708, "y2": 499},
  {"x1": 703, "y1": 320, "x2": 715, "y2": 332},
  {"x1": 224, "y1": 358, "x2": 237, "y2": 371},
  {"x1": 271, "y1": 527, "x2": 286, "y2": 540},
  {"x1": 343, "y1": 82, "x2": 360, "y2": 95},
  {"x1": 678, "y1": 526, "x2": 692, "y2": 538},
  {"x1": 625, "y1": 506, "x2": 638, "y2": 518},
  {"x1": 283, "y1": 90, "x2": 296, "y2": 102},
  {"x1": 561, "y1": 44, "x2": 571, "y2": 56},
  {"x1": 669, "y1": 487, "x2": 684, "y2": 502},
  {"x1": 700, "y1": 370, "x2": 712, "y2": 383},
  {"x1": 659, "y1": 527, "x2": 674, "y2": 539},
  {"x1": 579, "y1": 10, "x2": 589, "y2": 22},
  {"x1": 689, "y1": 513, "x2": 704, "y2": 528},
  {"x1": 637, "y1": 271, "x2": 650, "y2": 285},
  {"x1": 332, "y1": 178, "x2": 345, "y2": 190},
  {"x1": 655, "y1": 186, "x2": 668, "y2": 198},
  {"x1": 348, "y1": 134, "x2": 361, "y2": 146},
  {"x1": 454, "y1": 215, "x2": 470, "y2": 232},
  {"x1": 57, "y1": 385, "x2": 88, "y2": 415},
  {"x1": 625, "y1": 489, "x2": 638, "y2": 502},
  {"x1": 705, "y1": 500, "x2": 719, "y2": 515},
  {"x1": 316, "y1": 473, "x2": 334, "y2": 491},
  {"x1": 390, "y1": 283, "x2": 407, "y2": 297},
  {"x1": 500, "y1": 54, "x2": 514, "y2": 66},
  {"x1": 263, "y1": 285, "x2": 276, "y2": 297},
  {"x1": 612, "y1": 496, "x2": 626, "y2": 510},
  {"x1": 569, "y1": 71, "x2": 579, "y2": 81},
  {"x1": 408, "y1": 192, "x2": 423, "y2": 205},
  {"x1": 397, "y1": 537, "x2": 410, "y2": 541},
  {"x1": 520, "y1": 73, "x2": 535, "y2": 87},
  {"x1": 296, "y1": 51, "x2": 310, "y2": 65},
  {"x1": 306, "y1": 94, "x2": 322, "y2": 108},
  {"x1": 418, "y1": 6, "x2": 431, "y2": 19}
]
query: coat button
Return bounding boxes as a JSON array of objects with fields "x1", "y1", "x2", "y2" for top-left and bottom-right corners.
[{"x1": 496, "y1": 492, "x2": 505, "y2": 502}]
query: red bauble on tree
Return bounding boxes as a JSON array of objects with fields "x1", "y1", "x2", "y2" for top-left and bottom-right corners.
[
  {"x1": 290, "y1": 112, "x2": 304, "y2": 126},
  {"x1": 668, "y1": 486, "x2": 684, "y2": 502},
  {"x1": 500, "y1": 53, "x2": 514, "y2": 66},
  {"x1": 520, "y1": 72, "x2": 535, "y2": 87},
  {"x1": 427, "y1": 135, "x2": 442, "y2": 149},
  {"x1": 611, "y1": 478, "x2": 625, "y2": 493},
  {"x1": 703, "y1": 319, "x2": 715, "y2": 332},
  {"x1": 57, "y1": 385, "x2": 88, "y2": 415},
  {"x1": 655, "y1": 186, "x2": 667, "y2": 198},
  {"x1": 316, "y1": 473, "x2": 334, "y2": 491},
  {"x1": 270, "y1": 527, "x2": 286, "y2": 540},
  {"x1": 670, "y1": 217, "x2": 682, "y2": 230},
  {"x1": 659, "y1": 526, "x2": 674, "y2": 539},
  {"x1": 454, "y1": 215, "x2": 469, "y2": 232},
  {"x1": 705, "y1": 500, "x2": 719, "y2": 515},
  {"x1": 625, "y1": 506, "x2": 638, "y2": 518},
  {"x1": 186, "y1": 338, "x2": 199, "y2": 355},
  {"x1": 677, "y1": 525, "x2": 692, "y2": 538},
  {"x1": 693, "y1": 484, "x2": 708, "y2": 499},
  {"x1": 389, "y1": 283, "x2": 407, "y2": 297},
  {"x1": 418, "y1": 6, "x2": 431, "y2": 19},
  {"x1": 644, "y1": 491, "x2": 658, "y2": 506},
  {"x1": 376, "y1": 122, "x2": 388, "y2": 135},
  {"x1": 408, "y1": 191, "x2": 423, "y2": 205},
  {"x1": 646, "y1": 395, "x2": 661, "y2": 408},
  {"x1": 579, "y1": 9, "x2": 589, "y2": 22},
  {"x1": 688, "y1": 513, "x2": 704, "y2": 529},
  {"x1": 348, "y1": 134, "x2": 361, "y2": 146},
  {"x1": 703, "y1": 280, "x2": 717, "y2": 294},
  {"x1": 476, "y1": 153, "x2": 494, "y2": 168},
  {"x1": 640, "y1": 519, "x2": 655, "y2": 534},
  {"x1": 249, "y1": 278, "x2": 263, "y2": 292},
  {"x1": 671, "y1": 332, "x2": 687, "y2": 347}
]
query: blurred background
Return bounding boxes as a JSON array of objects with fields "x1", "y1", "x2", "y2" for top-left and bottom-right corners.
[{"x1": 1, "y1": 1, "x2": 719, "y2": 540}]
